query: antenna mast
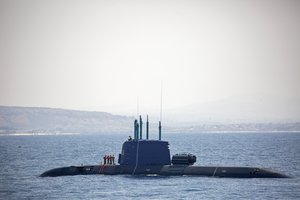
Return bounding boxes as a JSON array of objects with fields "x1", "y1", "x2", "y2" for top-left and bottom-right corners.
[
  {"x1": 137, "y1": 96, "x2": 139, "y2": 120},
  {"x1": 159, "y1": 81, "x2": 163, "y2": 140},
  {"x1": 160, "y1": 81, "x2": 163, "y2": 122}
]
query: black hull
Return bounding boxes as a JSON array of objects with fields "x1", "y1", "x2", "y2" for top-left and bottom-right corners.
[{"x1": 40, "y1": 165, "x2": 289, "y2": 178}]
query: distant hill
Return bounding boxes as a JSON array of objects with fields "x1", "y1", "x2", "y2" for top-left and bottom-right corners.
[
  {"x1": 0, "y1": 106, "x2": 133, "y2": 134},
  {"x1": 1, "y1": 106, "x2": 299, "y2": 135}
]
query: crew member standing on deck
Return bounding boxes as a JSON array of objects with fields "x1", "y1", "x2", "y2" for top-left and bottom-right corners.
[
  {"x1": 112, "y1": 155, "x2": 115, "y2": 165},
  {"x1": 103, "y1": 155, "x2": 106, "y2": 165},
  {"x1": 109, "y1": 155, "x2": 112, "y2": 165}
]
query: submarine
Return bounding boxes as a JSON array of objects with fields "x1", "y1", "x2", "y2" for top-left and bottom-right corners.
[{"x1": 40, "y1": 116, "x2": 289, "y2": 178}]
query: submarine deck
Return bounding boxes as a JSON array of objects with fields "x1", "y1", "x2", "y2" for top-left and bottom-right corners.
[{"x1": 40, "y1": 164, "x2": 289, "y2": 178}]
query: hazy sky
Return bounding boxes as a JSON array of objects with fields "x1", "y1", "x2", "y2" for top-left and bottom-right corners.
[{"x1": 1, "y1": 0, "x2": 299, "y2": 123}]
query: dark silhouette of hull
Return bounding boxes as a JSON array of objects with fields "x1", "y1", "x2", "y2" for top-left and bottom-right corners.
[{"x1": 40, "y1": 165, "x2": 289, "y2": 178}]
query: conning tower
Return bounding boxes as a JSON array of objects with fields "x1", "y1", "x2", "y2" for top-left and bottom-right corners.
[{"x1": 118, "y1": 115, "x2": 171, "y2": 166}]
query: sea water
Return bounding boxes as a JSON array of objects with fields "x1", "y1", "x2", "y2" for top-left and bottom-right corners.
[{"x1": 1, "y1": 132, "x2": 300, "y2": 199}]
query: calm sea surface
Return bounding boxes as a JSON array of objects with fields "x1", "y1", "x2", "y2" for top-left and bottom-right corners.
[{"x1": 1, "y1": 132, "x2": 300, "y2": 199}]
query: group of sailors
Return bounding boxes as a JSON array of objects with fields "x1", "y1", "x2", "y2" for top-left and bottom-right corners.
[{"x1": 103, "y1": 155, "x2": 115, "y2": 165}]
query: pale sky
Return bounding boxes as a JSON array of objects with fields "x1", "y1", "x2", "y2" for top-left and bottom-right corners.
[{"x1": 1, "y1": 0, "x2": 300, "y2": 123}]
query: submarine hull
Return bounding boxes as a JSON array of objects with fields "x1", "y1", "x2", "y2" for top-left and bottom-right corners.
[{"x1": 40, "y1": 165, "x2": 289, "y2": 178}]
